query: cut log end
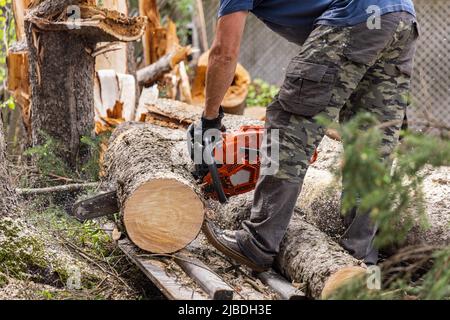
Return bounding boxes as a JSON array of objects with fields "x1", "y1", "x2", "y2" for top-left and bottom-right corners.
[
  {"x1": 321, "y1": 266, "x2": 367, "y2": 300},
  {"x1": 123, "y1": 179, "x2": 204, "y2": 254}
]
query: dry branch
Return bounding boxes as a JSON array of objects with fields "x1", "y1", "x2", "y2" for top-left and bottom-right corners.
[
  {"x1": 137, "y1": 46, "x2": 191, "y2": 86},
  {"x1": 16, "y1": 182, "x2": 99, "y2": 196}
]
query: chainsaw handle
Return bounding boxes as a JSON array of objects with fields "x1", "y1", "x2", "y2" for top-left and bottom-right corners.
[{"x1": 203, "y1": 136, "x2": 228, "y2": 204}]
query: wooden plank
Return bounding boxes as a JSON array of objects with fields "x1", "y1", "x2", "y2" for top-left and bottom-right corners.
[
  {"x1": 118, "y1": 238, "x2": 208, "y2": 300},
  {"x1": 257, "y1": 270, "x2": 306, "y2": 300},
  {"x1": 176, "y1": 253, "x2": 234, "y2": 300}
]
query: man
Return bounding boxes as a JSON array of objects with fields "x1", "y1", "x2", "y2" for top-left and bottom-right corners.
[{"x1": 194, "y1": 0, "x2": 419, "y2": 271}]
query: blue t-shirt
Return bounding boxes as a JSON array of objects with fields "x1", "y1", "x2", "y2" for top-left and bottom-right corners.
[{"x1": 218, "y1": 0, "x2": 416, "y2": 45}]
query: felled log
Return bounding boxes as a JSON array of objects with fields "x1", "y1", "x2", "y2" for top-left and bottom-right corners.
[
  {"x1": 24, "y1": 0, "x2": 146, "y2": 168},
  {"x1": 192, "y1": 51, "x2": 251, "y2": 115},
  {"x1": 137, "y1": 46, "x2": 191, "y2": 86},
  {"x1": 101, "y1": 99, "x2": 365, "y2": 298},
  {"x1": 101, "y1": 122, "x2": 205, "y2": 253}
]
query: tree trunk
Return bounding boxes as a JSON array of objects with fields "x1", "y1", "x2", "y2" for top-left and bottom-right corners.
[
  {"x1": 0, "y1": 118, "x2": 17, "y2": 217},
  {"x1": 24, "y1": 0, "x2": 146, "y2": 168},
  {"x1": 102, "y1": 99, "x2": 365, "y2": 298}
]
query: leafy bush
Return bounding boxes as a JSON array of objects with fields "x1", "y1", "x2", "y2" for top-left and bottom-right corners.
[
  {"x1": 246, "y1": 79, "x2": 279, "y2": 107},
  {"x1": 321, "y1": 113, "x2": 450, "y2": 299}
]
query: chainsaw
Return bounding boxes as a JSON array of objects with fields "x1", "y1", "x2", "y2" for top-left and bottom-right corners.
[
  {"x1": 188, "y1": 125, "x2": 265, "y2": 204},
  {"x1": 72, "y1": 124, "x2": 318, "y2": 220}
]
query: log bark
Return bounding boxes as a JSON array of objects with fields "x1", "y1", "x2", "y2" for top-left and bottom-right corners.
[
  {"x1": 24, "y1": 0, "x2": 146, "y2": 168},
  {"x1": 102, "y1": 99, "x2": 365, "y2": 298},
  {"x1": 0, "y1": 118, "x2": 17, "y2": 217},
  {"x1": 102, "y1": 122, "x2": 205, "y2": 254}
]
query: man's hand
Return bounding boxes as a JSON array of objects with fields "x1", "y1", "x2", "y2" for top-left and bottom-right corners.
[
  {"x1": 188, "y1": 107, "x2": 226, "y2": 180},
  {"x1": 204, "y1": 11, "x2": 248, "y2": 119},
  {"x1": 188, "y1": 106, "x2": 226, "y2": 153}
]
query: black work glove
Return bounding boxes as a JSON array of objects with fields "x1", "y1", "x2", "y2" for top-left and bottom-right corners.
[{"x1": 188, "y1": 107, "x2": 226, "y2": 180}]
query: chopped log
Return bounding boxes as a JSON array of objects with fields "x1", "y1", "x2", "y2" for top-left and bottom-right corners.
[
  {"x1": 118, "y1": 238, "x2": 208, "y2": 300},
  {"x1": 24, "y1": 0, "x2": 146, "y2": 168},
  {"x1": 192, "y1": 51, "x2": 251, "y2": 115},
  {"x1": 296, "y1": 137, "x2": 450, "y2": 248},
  {"x1": 101, "y1": 99, "x2": 365, "y2": 298},
  {"x1": 257, "y1": 270, "x2": 306, "y2": 300},
  {"x1": 102, "y1": 122, "x2": 205, "y2": 253},
  {"x1": 210, "y1": 195, "x2": 365, "y2": 298},
  {"x1": 137, "y1": 46, "x2": 191, "y2": 86},
  {"x1": 175, "y1": 253, "x2": 234, "y2": 300}
]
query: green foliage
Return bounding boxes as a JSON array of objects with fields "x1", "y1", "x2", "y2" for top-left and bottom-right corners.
[
  {"x1": 24, "y1": 131, "x2": 73, "y2": 179},
  {"x1": 246, "y1": 79, "x2": 279, "y2": 107},
  {"x1": 323, "y1": 113, "x2": 450, "y2": 247},
  {"x1": 416, "y1": 249, "x2": 450, "y2": 300},
  {"x1": 29, "y1": 203, "x2": 111, "y2": 258},
  {"x1": 0, "y1": 218, "x2": 48, "y2": 284},
  {"x1": 160, "y1": 0, "x2": 194, "y2": 45},
  {"x1": 319, "y1": 112, "x2": 450, "y2": 300},
  {"x1": 80, "y1": 134, "x2": 108, "y2": 181},
  {"x1": 0, "y1": 95, "x2": 15, "y2": 109},
  {"x1": 23, "y1": 132, "x2": 105, "y2": 182}
]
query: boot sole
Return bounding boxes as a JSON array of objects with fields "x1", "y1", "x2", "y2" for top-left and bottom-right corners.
[{"x1": 202, "y1": 221, "x2": 268, "y2": 273}]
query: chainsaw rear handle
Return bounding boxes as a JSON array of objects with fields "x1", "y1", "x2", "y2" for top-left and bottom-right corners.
[{"x1": 203, "y1": 136, "x2": 228, "y2": 204}]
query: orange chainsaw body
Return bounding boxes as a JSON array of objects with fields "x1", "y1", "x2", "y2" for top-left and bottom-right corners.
[
  {"x1": 202, "y1": 125, "x2": 319, "y2": 200},
  {"x1": 202, "y1": 126, "x2": 264, "y2": 199}
]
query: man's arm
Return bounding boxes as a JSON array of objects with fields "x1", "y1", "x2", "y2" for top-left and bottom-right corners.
[{"x1": 203, "y1": 11, "x2": 248, "y2": 119}]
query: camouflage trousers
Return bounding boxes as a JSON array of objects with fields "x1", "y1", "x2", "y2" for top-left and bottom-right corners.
[{"x1": 236, "y1": 12, "x2": 420, "y2": 266}]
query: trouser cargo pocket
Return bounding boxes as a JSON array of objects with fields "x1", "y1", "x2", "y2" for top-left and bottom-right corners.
[{"x1": 278, "y1": 60, "x2": 336, "y2": 117}]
